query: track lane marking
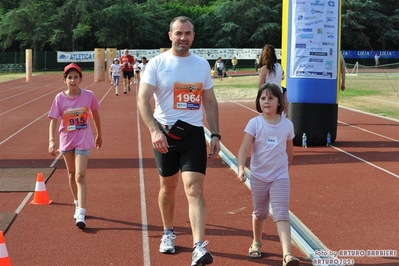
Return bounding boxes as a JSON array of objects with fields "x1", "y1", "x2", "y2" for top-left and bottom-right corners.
[{"x1": 135, "y1": 87, "x2": 151, "y2": 266}]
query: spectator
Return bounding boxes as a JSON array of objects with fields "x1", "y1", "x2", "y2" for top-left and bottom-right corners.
[
  {"x1": 231, "y1": 56, "x2": 238, "y2": 73},
  {"x1": 214, "y1": 57, "x2": 225, "y2": 81}
]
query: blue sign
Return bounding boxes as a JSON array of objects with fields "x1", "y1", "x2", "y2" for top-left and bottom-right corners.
[{"x1": 342, "y1": 50, "x2": 399, "y2": 59}]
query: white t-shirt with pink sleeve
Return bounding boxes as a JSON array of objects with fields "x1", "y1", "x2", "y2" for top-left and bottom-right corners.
[
  {"x1": 244, "y1": 115, "x2": 294, "y2": 182},
  {"x1": 48, "y1": 89, "x2": 100, "y2": 152}
]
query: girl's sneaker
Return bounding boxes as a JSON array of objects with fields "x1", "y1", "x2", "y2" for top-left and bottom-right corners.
[
  {"x1": 191, "y1": 241, "x2": 213, "y2": 266},
  {"x1": 75, "y1": 208, "x2": 86, "y2": 229}
]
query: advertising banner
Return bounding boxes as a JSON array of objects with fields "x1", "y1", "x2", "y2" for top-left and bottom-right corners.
[
  {"x1": 342, "y1": 50, "x2": 399, "y2": 59},
  {"x1": 289, "y1": 0, "x2": 339, "y2": 79}
]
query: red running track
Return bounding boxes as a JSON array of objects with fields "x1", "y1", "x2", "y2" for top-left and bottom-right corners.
[{"x1": 0, "y1": 73, "x2": 398, "y2": 265}]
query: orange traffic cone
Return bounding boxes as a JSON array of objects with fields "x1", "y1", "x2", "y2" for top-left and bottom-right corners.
[
  {"x1": 0, "y1": 231, "x2": 11, "y2": 265},
  {"x1": 30, "y1": 173, "x2": 52, "y2": 205}
]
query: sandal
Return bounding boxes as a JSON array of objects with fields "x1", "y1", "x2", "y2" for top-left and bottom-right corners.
[
  {"x1": 283, "y1": 253, "x2": 300, "y2": 266},
  {"x1": 248, "y1": 241, "x2": 262, "y2": 258}
]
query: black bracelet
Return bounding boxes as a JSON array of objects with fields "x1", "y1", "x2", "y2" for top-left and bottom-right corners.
[{"x1": 210, "y1": 133, "x2": 221, "y2": 140}]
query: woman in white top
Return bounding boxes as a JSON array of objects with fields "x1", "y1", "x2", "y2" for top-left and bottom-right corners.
[{"x1": 258, "y1": 44, "x2": 288, "y2": 116}]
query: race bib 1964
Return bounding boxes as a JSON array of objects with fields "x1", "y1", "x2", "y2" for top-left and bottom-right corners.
[{"x1": 173, "y1": 82, "x2": 203, "y2": 110}]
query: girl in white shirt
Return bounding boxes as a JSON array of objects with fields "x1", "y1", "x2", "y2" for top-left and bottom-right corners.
[
  {"x1": 237, "y1": 83, "x2": 299, "y2": 266},
  {"x1": 110, "y1": 58, "x2": 121, "y2": 95}
]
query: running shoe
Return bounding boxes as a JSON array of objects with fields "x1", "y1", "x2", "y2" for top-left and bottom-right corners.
[
  {"x1": 191, "y1": 241, "x2": 213, "y2": 266},
  {"x1": 159, "y1": 233, "x2": 176, "y2": 254},
  {"x1": 75, "y1": 214, "x2": 86, "y2": 229}
]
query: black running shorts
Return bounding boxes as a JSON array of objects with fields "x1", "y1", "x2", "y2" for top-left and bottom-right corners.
[
  {"x1": 123, "y1": 71, "x2": 133, "y2": 79},
  {"x1": 153, "y1": 125, "x2": 207, "y2": 177}
]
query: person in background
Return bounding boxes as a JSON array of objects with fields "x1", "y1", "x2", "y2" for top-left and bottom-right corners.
[
  {"x1": 237, "y1": 83, "x2": 299, "y2": 266},
  {"x1": 374, "y1": 52, "x2": 380, "y2": 68},
  {"x1": 138, "y1": 57, "x2": 148, "y2": 74},
  {"x1": 133, "y1": 58, "x2": 140, "y2": 84},
  {"x1": 137, "y1": 16, "x2": 220, "y2": 266},
  {"x1": 109, "y1": 67, "x2": 113, "y2": 86},
  {"x1": 120, "y1": 49, "x2": 135, "y2": 94},
  {"x1": 255, "y1": 55, "x2": 260, "y2": 73},
  {"x1": 110, "y1": 58, "x2": 122, "y2": 95},
  {"x1": 214, "y1": 57, "x2": 224, "y2": 81},
  {"x1": 231, "y1": 56, "x2": 238, "y2": 73},
  {"x1": 48, "y1": 63, "x2": 102, "y2": 229},
  {"x1": 258, "y1": 44, "x2": 288, "y2": 116},
  {"x1": 340, "y1": 53, "x2": 346, "y2": 91},
  {"x1": 211, "y1": 67, "x2": 216, "y2": 79},
  {"x1": 135, "y1": 56, "x2": 147, "y2": 87}
]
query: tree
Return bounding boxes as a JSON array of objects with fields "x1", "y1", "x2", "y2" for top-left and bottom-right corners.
[
  {"x1": 94, "y1": 0, "x2": 169, "y2": 49},
  {"x1": 196, "y1": 0, "x2": 282, "y2": 48},
  {"x1": 0, "y1": 0, "x2": 56, "y2": 69},
  {"x1": 47, "y1": 0, "x2": 100, "y2": 51},
  {"x1": 0, "y1": 0, "x2": 398, "y2": 52},
  {"x1": 341, "y1": 0, "x2": 399, "y2": 50}
]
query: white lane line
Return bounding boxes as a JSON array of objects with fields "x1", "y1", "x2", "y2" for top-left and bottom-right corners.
[
  {"x1": 0, "y1": 80, "x2": 61, "y2": 102},
  {"x1": 332, "y1": 145, "x2": 399, "y2": 178},
  {"x1": 136, "y1": 88, "x2": 151, "y2": 266},
  {"x1": 0, "y1": 88, "x2": 63, "y2": 116},
  {"x1": 338, "y1": 120, "x2": 399, "y2": 142},
  {"x1": 0, "y1": 112, "x2": 48, "y2": 146},
  {"x1": 339, "y1": 106, "x2": 399, "y2": 123}
]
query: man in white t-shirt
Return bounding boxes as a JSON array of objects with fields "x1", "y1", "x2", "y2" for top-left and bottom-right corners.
[{"x1": 138, "y1": 16, "x2": 220, "y2": 266}]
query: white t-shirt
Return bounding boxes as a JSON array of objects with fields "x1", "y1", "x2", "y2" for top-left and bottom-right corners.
[
  {"x1": 244, "y1": 115, "x2": 294, "y2": 182},
  {"x1": 216, "y1": 61, "x2": 224, "y2": 70},
  {"x1": 138, "y1": 62, "x2": 147, "y2": 73},
  {"x1": 264, "y1": 63, "x2": 284, "y2": 92},
  {"x1": 141, "y1": 51, "x2": 213, "y2": 127},
  {"x1": 110, "y1": 64, "x2": 121, "y2": 77},
  {"x1": 134, "y1": 61, "x2": 140, "y2": 72}
]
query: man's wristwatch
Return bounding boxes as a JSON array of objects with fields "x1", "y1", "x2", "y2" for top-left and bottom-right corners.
[{"x1": 210, "y1": 133, "x2": 221, "y2": 140}]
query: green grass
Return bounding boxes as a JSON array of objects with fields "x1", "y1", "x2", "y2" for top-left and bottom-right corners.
[
  {"x1": 211, "y1": 74, "x2": 399, "y2": 120},
  {"x1": 339, "y1": 75, "x2": 399, "y2": 120},
  {"x1": 0, "y1": 73, "x2": 27, "y2": 82}
]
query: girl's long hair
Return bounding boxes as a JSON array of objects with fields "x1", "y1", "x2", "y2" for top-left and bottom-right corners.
[{"x1": 259, "y1": 44, "x2": 278, "y2": 76}]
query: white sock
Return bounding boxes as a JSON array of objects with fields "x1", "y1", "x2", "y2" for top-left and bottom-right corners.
[{"x1": 74, "y1": 200, "x2": 78, "y2": 207}]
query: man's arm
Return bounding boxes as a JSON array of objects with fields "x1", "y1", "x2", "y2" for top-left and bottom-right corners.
[
  {"x1": 202, "y1": 88, "x2": 220, "y2": 157},
  {"x1": 137, "y1": 82, "x2": 169, "y2": 153}
]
